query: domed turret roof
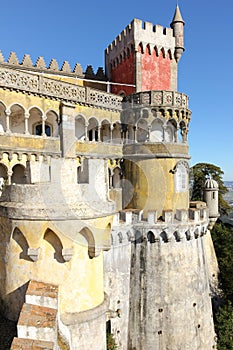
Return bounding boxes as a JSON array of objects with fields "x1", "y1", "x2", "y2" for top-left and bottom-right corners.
[{"x1": 204, "y1": 178, "x2": 219, "y2": 189}]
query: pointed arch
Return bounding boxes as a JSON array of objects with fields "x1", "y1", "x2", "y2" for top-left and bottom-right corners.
[
  {"x1": 164, "y1": 120, "x2": 176, "y2": 143},
  {"x1": 9, "y1": 103, "x2": 26, "y2": 134},
  {"x1": 146, "y1": 44, "x2": 151, "y2": 55},
  {"x1": 79, "y1": 227, "x2": 97, "y2": 258},
  {"x1": 174, "y1": 161, "x2": 189, "y2": 193},
  {"x1": 0, "y1": 101, "x2": 6, "y2": 132},
  {"x1": 29, "y1": 107, "x2": 43, "y2": 135},
  {"x1": 100, "y1": 119, "x2": 111, "y2": 142},
  {"x1": 88, "y1": 117, "x2": 99, "y2": 142},
  {"x1": 138, "y1": 43, "x2": 144, "y2": 54},
  {"x1": 137, "y1": 119, "x2": 148, "y2": 143},
  {"x1": 112, "y1": 122, "x2": 121, "y2": 144},
  {"x1": 160, "y1": 231, "x2": 168, "y2": 243},
  {"x1": 150, "y1": 119, "x2": 164, "y2": 142},
  {"x1": 167, "y1": 49, "x2": 172, "y2": 60},
  {"x1": 45, "y1": 110, "x2": 59, "y2": 137},
  {"x1": 75, "y1": 114, "x2": 86, "y2": 141},
  {"x1": 43, "y1": 229, "x2": 64, "y2": 263},
  {"x1": 147, "y1": 231, "x2": 156, "y2": 243},
  {"x1": 154, "y1": 46, "x2": 159, "y2": 57},
  {"x1": 160, "y1": 48, "x2": 166, "y2": 58}
]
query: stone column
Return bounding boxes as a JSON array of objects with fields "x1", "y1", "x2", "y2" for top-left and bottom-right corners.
[
  {"x1": 98, "y1": 124, "x2": 101, "y2": 142},
  {"x1": 134, "y1": 125, "x2": 138, "y2": 143},
  {"x1": 7, "y1": 170, "x2": 12, "y2": 185},
  {"x1": 147, "y1": 125, "x2": 151, "y2": 142},
  {"x1": 84, "y1": 122, "x2": 89, "y2": 141},
  {"x1": 59, "y1": 102, "x2": 76, "y2": 158},
  {"x1": 42, "y1": 115, "x2": 47, "y2": 137},
  {"x1": 6, "y1": 110, "x2": 11, "y2": 133},
  {"x1": 110, "y1": 125, "x2": 113, "y2": 143},
  {"x1": 24, "y1": 112, "x2": 30, "y2": 135}
]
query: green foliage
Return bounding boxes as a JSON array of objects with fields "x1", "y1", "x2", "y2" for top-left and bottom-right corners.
[
  {"x1": 211, "y1": 222, "x2": 233, "y2": 349},
  {"x1": 212, "y1": 223, "x2": 233, "y2": 302},
  {"x1": 215, "y1": 301, "x2": 233, "y2": 350},
  {"x1": 191, "y1": 163, "x2": 231, "y2": 215},
  {"x1": 107, "y1": 333, "x2": 117, "y2": 350}
]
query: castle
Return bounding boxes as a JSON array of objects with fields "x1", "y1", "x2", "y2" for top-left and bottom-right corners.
[{"x1": 0, "y1": 5, "x2": 219, "y2": 350}]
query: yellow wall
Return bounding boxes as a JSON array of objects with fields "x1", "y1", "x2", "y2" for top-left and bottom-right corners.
[
  {"x1": 1, "y1": 215, "x2": 113, "y2": 319},
  {"x1": 124, "y1": 157, "x2": 189, "y2": 216}
]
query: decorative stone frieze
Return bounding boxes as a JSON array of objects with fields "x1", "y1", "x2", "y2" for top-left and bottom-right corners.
[{"x1": 0, "y1": 66, "x2": 122, "y2": 111}]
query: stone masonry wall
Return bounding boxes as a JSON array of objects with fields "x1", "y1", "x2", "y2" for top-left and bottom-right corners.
[{"x1": 128, "y1": 232, "x2": 216, "y2": 350}]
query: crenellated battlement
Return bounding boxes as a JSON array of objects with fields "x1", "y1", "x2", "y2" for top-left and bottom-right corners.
[
  {"x1": 111, "y1": 205, "x2": 210, "y2": 245},
  {"x1": 105, "y1": 18, "x2": 176, "y2": 64},
  {"x1": 0, "y1": 50, "x2": 83, "y2": 77}
]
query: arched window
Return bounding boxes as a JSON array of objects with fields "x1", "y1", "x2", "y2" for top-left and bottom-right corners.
[
  {"x1": 147, "y1": 231, "x2": 155, "y2": 243},
  {"x1": 150, "y1": 119, "x2": 163, "y2": 142},
  {"x1": 77, "y1": 158, "x2": 89, "y2": 184},
  {"x1": 174, "y1": 162, "x2": 189, "y2": 192},
  {"x1": 164, "y1": 121, "x2": 176, "y2": 143},
  {"x1": 10, "y1": 104, "x2": 25, "y2": 134},
  {"x1": 88, "y1": 118, "x2": 98, "y2": 142},
  {"x1": 75, "y1": 115, "x2": 86, "y2": 141},
  {"x1": 137, "y1": 119, "x2": 148, "y2": 143},
  {"x1": 100, "y1": 120, "x2": 111, "y2": 142},
  {"x1": 35, "y1": 123, "x2": 51, "y2": 136},
  {"x1": 12, "y1": 164, "x2": 27, "y2": 184},
  {"x1": 112, "y1": 167, "x2": 121, "y2": 188}
]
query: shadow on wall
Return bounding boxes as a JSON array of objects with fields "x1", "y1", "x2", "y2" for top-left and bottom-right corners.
[
  {"x1": 12, "y1": 228, "x2": 32, "y2": 262},
  {"x1": 44, "y1": 229, "x2": 65, "y2": 264},
  {"x1": 3, "y1": 281, "x2": 29, "y2": 322}
]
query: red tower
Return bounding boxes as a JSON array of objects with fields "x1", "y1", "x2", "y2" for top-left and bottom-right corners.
[{"x1": 105, "y1": 6, "x2": 185, "y2": 95}]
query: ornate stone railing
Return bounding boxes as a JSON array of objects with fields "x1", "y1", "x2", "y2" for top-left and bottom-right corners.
[
  {"x1": 0, "y1": 66, "x2": 122, "y2": 111},
  {"x1": 127, "y1": 90, "x2": 189, "y2": 109}
]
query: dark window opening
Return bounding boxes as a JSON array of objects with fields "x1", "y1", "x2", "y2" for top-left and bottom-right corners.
[{"x1": 35, "y1": 124, "x2": 51, "y2": 137}]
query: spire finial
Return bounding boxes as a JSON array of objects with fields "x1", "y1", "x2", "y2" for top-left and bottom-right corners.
[{"x1": 171, "y1": 3, "x2": 184, "y2": 24}]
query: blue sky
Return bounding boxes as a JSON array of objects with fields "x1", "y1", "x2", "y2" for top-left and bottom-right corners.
[{"x1": 0, "y1": 0, "x2": 232, "y2": 179}]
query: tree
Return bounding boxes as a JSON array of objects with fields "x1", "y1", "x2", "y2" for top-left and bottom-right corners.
[
  {"x1": 212, "y1": 223, "x2": 233, "y2": 302},
  {"x1": 215, "y1": 301, "x2": 233, "y2": 350},
  {"x1": 190, "y1": 163, "x2": 231, "y2": 215},
  {"x1": 211, "y1": 222, "x2": 233, "y2": 349}
]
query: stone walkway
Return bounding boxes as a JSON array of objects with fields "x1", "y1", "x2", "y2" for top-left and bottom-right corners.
[{"x1": 0, "y1": 314, "x2": 17, "y2": 350}]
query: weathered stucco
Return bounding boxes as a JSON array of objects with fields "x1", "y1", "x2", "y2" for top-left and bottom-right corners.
[{"x1": 0, "y1": 6, "x2": 219, "y2": 350}]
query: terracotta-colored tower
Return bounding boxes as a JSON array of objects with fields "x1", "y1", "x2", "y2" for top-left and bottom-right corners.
[{"x1": 105, "y1": 5, "x2": 185, "y2": 95}]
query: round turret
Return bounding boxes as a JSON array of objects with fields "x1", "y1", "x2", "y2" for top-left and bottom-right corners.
[
  {"x1": 170, "y1": 5, "x2": 185, "y2": 62},
  {"x1": 203, "y1": 177, "x2": 219, "y2": 223}
]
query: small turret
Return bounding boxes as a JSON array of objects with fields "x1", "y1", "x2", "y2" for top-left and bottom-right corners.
[
  {"x1": 170, "y1": 5, "x2": 185, "y2": 62},
  {"x1": 203, "y1": 178, "x2": 220, "y2": 229}
]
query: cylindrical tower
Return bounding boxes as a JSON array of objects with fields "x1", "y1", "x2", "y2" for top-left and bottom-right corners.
[
  {"x1": 121, "y1": 90, "x2": 191, "y2": 217},
  {"x1": 203, "y1": 178, "x2": 220, "y2": 229},
  {"x1": 170, "y1": 5, "x2": 185, "y2": 62}
]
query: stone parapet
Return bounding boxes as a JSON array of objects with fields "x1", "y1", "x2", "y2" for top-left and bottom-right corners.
[
  {"x1": 126, "y1": 90, "x2": 189, "y2": 110},
  {"x1": 111, "y1": 207, "x2": 209, "y2": 245},
  {"x1": 0, "y1": 66, "x2": 122, "y2": 111}
]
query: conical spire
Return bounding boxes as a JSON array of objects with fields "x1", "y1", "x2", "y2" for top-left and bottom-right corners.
[{"x1": 171, "y1": 5, "x2": 184, "y2": 24}]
